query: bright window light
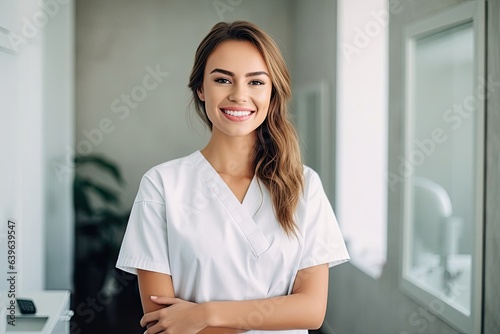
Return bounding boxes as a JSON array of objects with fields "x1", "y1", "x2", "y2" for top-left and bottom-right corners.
[{"x1": 336, "y1": 0, "x2": 388, "y2": 278}]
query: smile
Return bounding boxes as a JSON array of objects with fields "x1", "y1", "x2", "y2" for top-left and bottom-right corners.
[{"x1": 220, "y1": 109, "x2": 254, "y2": 117}]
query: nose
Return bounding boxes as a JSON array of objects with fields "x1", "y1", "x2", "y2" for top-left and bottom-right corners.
[{"x1": 228, "y1": 83, "x2": 247, "y2": 103}]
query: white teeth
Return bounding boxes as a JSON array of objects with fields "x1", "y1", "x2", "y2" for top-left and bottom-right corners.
[{"x1": 222, "y1": 109, "x2": 251, "y2": 117}]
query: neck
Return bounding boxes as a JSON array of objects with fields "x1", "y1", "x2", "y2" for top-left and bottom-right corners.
[{"x1": 201, "y1": 132, "x2": 256, "y2": 178}]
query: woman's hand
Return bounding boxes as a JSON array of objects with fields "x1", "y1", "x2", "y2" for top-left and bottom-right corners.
[{"x1": 140, "y1": 296, "x2": 209, "y2": 334}]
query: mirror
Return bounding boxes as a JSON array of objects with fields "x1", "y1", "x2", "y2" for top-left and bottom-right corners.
[
  {"x1": 409, "y1": 21, "x2": 474, "y2": 312},
  {"x1": 401, "y1": 2, "x2": 484, "y2": 333}
]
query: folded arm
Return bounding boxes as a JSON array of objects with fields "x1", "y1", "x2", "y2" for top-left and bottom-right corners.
[
  {"x1": 140, "y1": 263, "x2": 329, "y2": 332},
  {"x1": 204, "y1": 263, "x2": 329, "y2": 330},
  {"x1": 137, "y1": 269, "x2": 246, "y2": 334}
]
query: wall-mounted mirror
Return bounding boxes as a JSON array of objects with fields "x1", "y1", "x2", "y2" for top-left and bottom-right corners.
[
  {"x1": 401, "y1": 2, "x2": 484, "y2": 333},
  {"x1": 295, "y1": 81, "x2": 330, "y2": 191}
]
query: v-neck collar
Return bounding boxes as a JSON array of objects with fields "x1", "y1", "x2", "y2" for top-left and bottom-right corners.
[{"x1": 190, "y1": 150, "x2": 270, "y2": 257}]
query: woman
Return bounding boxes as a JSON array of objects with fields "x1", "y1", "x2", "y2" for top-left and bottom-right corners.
[{"x1": 116, "y1": 21, "x2": 349, "y2": 333}]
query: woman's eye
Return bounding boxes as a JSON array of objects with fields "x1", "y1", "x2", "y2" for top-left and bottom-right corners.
[
  {"x1": 250, "y1": 80, "x2": 265, "y2": 85},
  {"x1": 215, "y1": 78, "x2": 231, "y2": 84}
]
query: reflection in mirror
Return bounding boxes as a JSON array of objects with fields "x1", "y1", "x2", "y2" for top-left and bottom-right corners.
[{"x1": 406, "y1": 21, "x2": 474, "y2": 314}]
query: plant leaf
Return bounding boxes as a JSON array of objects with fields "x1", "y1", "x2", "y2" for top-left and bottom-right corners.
[
  {"x1": 74, "y1": 155, "x2": 124, "y2": 185},
  {"x1": 75, "y1": 176, "x2": 120, "y2": 206},
  {"x1": 73, "y1": 178, "x2": 94, "y2": 215}
]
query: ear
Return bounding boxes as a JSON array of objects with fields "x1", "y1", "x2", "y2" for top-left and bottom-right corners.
[{"x1": 197, "y1": 88, "x2": 205, "y2": 102}]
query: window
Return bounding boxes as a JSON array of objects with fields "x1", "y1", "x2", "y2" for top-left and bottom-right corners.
[
  {"x1": 401, "y1": 2, "x2": 485, "y2": 332},
  {"x1": 336, "y1": 0, "x2": 388, "y2": 278}
]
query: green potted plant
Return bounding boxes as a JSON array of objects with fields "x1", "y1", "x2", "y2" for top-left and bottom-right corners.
[{"x1": 73, "y1": 155, "x2": 129, "y2": 296}]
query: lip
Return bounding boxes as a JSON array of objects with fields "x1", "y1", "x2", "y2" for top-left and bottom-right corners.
[{"x1": 219, "y1": 108, "x2": 254, "y2": 122}]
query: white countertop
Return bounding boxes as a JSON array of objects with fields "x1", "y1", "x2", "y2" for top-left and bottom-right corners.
[{"x1": 0, "y1": 290, "x2": 70, "y2": 334}]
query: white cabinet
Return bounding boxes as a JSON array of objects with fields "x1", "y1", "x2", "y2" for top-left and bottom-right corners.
[{"x1": 1, "y1": 291, "x2": 71, "y2": 334}]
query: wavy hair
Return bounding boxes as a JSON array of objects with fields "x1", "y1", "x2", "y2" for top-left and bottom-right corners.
[{"x1": 188, "y1": 21, "x2": 303, "y2": 236}]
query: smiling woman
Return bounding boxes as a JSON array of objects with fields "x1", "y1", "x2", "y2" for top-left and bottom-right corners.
[
  {"x1": 198, "y1": 40, "x2": 272, "y2": 139},
  {"x1": 116, "y1": 20, "x2": 349, "y2": 334}
]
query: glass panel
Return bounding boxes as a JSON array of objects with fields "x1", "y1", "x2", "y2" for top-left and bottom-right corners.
[{"x1": 406, "y1": 22, "x2": 474, "y2": 314}]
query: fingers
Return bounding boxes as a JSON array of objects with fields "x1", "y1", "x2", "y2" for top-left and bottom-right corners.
[
  {"x1": 140, "y1": 311, "x2": 156, "y2": 328},
  {"x1": 143, "y1": 321, "x2": 162, "y2": 334},
  {"x1": 150, "y1": 295, "x2": 181, "y2": 305},
  {"x1": 140, "y1": 308, "x2": 163, "y2": 328},
  {"x1": 140, "y1": 297, "x2": 179, "y2": 327},
  {"x1": 140, "y1": 297, "x2": 185, "y2": 330}
]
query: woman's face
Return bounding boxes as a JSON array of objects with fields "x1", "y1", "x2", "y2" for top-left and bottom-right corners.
[{"x1": 198, "y1": 40, "x2": 272, "y2": 139}]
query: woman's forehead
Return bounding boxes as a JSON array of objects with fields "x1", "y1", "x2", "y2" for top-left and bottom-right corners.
[{"x1": 205, "y1": 40, "x2": 269, "y2": 74}]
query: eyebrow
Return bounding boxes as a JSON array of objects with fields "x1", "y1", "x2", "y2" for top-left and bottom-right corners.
[{"x1": 209, "y1": 68, "x2": 269, "y2": 78}]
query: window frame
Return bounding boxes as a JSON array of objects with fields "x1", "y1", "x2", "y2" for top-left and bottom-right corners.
[{"x1": 400, "y1": 2, "x2": 485, "y2": 333}]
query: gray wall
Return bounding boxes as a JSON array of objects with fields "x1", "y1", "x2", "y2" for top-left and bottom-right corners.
[
  {"x1": 328, "y1": 1, "x2": 472, "y2": 333},
  {"x1": 75, "y1": 0, "x2": 293, "y2": 212},
  {"x1": 44, "y1": 0, "x2": 75, "y2": 291},
  {"x1": 288, "y1": 0, "x2": 339, "y2": 331},
  {"x1": 290, "y1": 0, "x2": 337, "y2": 201}
]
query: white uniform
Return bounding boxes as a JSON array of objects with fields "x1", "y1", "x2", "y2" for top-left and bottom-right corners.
[{"x1": 116, "y1": 151, "x2": 349, "y2": 333}]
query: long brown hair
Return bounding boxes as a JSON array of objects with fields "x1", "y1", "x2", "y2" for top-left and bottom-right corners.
[{"x1": 188, "y1": 21, "x2": 303, "y2": 236}]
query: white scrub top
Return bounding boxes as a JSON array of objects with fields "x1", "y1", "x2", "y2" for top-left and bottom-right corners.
[{"x1": 116, "y1": 151, "x2": 349, "y2": 333}]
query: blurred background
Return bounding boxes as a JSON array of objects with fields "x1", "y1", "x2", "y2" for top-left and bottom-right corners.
[{"x1": 1, "y1": 0, "x2": 499, "y2": 333}]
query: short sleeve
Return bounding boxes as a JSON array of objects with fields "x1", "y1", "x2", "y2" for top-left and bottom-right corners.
[
  {"x1": 115, "y1": 173, "x2": 171, "y2": 275},
  {"x1": 298, "y1": 170, "x2": 350, "y2": 270}
]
